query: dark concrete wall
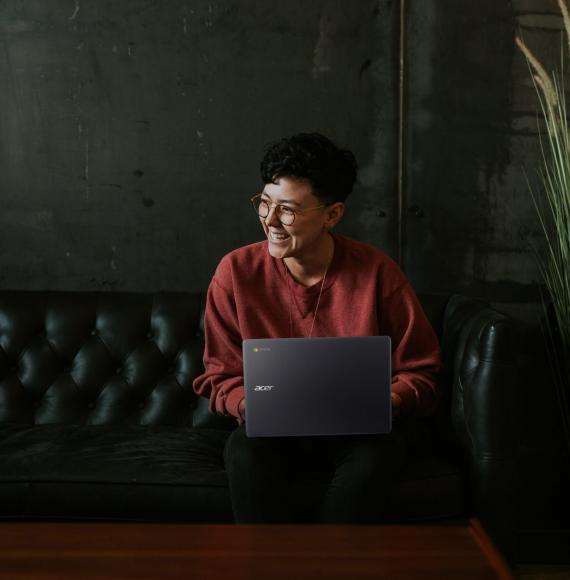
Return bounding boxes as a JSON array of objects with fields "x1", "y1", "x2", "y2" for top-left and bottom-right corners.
[
  {"x1": 403, "y1": 0, "x2": 570, "y2": 323},
  {"x1": 0, "y1": 0, "x2": 564, "y2": 322},
  {"x1": 0, "y1": 0, "x2": 398, "y2": 292},
  {"x1": 405, "y1": 0, "x2": 514, "y2": 295}
]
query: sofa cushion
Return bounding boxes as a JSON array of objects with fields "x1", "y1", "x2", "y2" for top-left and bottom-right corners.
[
  {"x1": 0, "y1": 422, "x2": 465, "y2": 522},
  {"x1": 387, "y1": 452, "x2": 466, "y2": 522},
  {"x1": 0, "y1": 424, "x2": 233, "y2": 521}
]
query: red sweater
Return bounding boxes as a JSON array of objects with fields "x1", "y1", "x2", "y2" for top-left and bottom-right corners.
[{"x1": 193, "y1": 234, "x2": 442, "y2": 425}]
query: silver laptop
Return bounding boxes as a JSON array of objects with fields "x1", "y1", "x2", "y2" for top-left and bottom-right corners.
[{"x1": 243, "y1": 336, "x2": 391, "y2": 437}]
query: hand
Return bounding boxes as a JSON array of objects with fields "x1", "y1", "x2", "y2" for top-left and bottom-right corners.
[
  {"x1": 391, "y1": 393, "x2": 403, "y2": 418},
  {"x1": 238, "y1": 398, "x2": 246, "y2": 422}
]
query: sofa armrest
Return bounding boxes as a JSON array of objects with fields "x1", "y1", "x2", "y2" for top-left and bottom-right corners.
[{"x1": 442, "y1": 294, "x2": 521, "y2": 561}]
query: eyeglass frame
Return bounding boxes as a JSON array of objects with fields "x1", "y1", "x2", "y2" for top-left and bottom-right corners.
[{"x1": 250, "y1": 192, "x2": 330, "y2": 226}]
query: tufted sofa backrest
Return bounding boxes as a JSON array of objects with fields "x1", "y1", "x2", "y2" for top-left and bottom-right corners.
[
  {"x1": 0, "y1": 291, "x2": 225, "y2": 427},
  {"x1": 0, "y1": 290, "x2": 457, "y2": 431}
]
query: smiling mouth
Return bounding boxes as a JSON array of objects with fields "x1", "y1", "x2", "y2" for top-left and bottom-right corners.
[{"x1": 268, "y1": 231, "x2": 290, "y2": 242}]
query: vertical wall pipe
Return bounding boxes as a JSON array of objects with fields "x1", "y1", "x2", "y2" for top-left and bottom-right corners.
[{"x1": 397, "y1": 0, "x2": 405, "y2": 269}]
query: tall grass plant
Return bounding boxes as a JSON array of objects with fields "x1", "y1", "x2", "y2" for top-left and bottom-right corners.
[{"x1": 516, "y1": 0, "x2": 570, "y2": 456}]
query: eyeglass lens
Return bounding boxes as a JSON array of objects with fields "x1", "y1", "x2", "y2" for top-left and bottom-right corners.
[{"x1": 254, "y1": 198, "x2": 295, "y2": 225}]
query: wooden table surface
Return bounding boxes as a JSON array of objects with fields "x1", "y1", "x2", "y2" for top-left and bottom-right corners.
[{"x1": 0, "y1": 518, "x2": 513, "y2": 579}]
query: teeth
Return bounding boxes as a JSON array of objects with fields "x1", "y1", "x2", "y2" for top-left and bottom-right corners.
[{"x1": 270, "y1": 232, "x2": 289, "y2": 241}]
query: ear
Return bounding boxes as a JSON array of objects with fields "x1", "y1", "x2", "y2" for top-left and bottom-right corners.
[{"x1": 324, "y1": 202, "x2": 345, "y2": 230}]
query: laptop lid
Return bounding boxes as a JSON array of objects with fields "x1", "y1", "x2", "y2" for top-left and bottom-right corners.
[{"x1": 243, "y1": 336, "x2": 391, "y2": 437}]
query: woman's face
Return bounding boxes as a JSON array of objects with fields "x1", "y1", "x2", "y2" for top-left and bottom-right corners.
[{"x1": 259, "y1": 177, "x2": 341, "y2": 260}]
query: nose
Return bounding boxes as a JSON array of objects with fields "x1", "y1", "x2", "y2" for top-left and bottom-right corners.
[{"x1": 265, "y1": 205, "x2": 282, "y2": 227}]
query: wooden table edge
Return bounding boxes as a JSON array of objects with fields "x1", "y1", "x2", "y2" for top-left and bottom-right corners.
[{"x1": 469, "y1": 518, "x2": 514, "y2": 580}]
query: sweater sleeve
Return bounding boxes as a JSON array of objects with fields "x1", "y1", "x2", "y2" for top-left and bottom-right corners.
[
  {"x1": 381, "y1": 282, "x2": 442, "y2": 417},
  {"x1": 192, "y1": 272, "x2": 245, "y2": 425}
]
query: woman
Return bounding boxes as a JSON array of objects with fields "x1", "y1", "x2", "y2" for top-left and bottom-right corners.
[{"x1": 193, "y1": 133, "x2": 442, "y2": 523}]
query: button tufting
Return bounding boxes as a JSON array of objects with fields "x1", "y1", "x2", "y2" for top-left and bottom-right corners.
[{"x1": 91, "y1": 329, "x2": 97, "y2": 336}]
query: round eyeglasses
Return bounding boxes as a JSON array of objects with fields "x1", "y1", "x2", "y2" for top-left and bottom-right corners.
[{"x1": 250, "y1": 193, "x2": 327, "y2": 226}]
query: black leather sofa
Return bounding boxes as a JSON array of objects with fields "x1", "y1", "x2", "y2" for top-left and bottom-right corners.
[{"x1": 0, "y1": 290, "x2": 520, "y2": 559}]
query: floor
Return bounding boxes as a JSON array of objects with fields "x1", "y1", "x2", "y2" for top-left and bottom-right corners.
[{"x1": 516, "y1": 566, "x2": 570, "y2": 579}]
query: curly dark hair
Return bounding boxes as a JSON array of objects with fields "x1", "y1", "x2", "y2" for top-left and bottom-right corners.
[{"x1": 260, "y1": 133, "x2": 358, "y2": 204}]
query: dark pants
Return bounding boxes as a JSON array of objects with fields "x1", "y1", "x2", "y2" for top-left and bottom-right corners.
[{"x1": 223, "y1": 424, "x2": 406, "y2": 524}]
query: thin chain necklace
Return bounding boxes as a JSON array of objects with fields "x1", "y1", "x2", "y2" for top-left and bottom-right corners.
[{"x1": 283, "y1": 258, "x2": 330, "y2": 338}]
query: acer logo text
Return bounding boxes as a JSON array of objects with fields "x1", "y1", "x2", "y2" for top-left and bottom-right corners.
[{"x1": 254, "y1": 385, "x2": 275, "y2": 391}]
